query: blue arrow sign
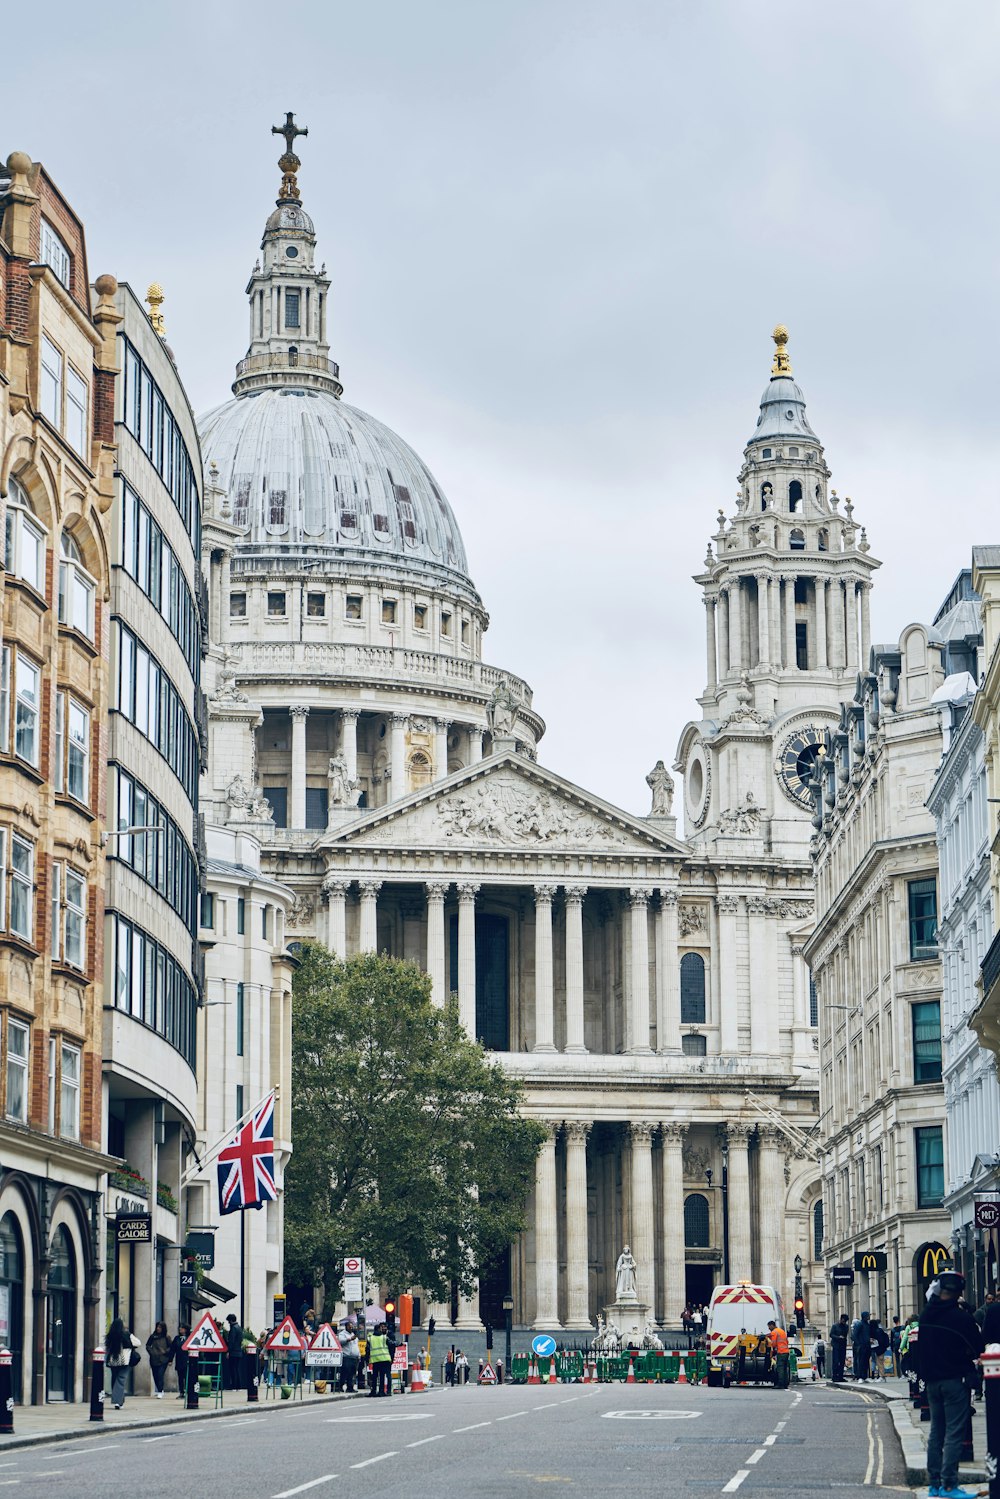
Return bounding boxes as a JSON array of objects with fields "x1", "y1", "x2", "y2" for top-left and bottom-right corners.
[{"x1": 532, "y1": 1334, "x2": 556, "y2": 1358}]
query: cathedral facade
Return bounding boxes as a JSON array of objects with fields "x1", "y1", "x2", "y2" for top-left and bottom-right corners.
[{"x1": 195, "y1": 124, "x2": 879, "y2": 1331}]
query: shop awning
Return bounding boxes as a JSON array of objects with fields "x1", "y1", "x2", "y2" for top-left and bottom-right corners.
[{"x1": 184, "y1": 1275, "x2": 237, "y2": 1308}]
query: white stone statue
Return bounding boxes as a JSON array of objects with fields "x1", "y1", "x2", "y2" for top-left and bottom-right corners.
[
  {"x1": 615, "y1": 1244, "x2": 638, "y2": 1303},
  {"x1": 327, "y1": 753, "x2": 358, "y2": 808},
  {"x1": 487, "y1": 682, "x2": 518, "y2": 738},
  {"x1": 645, "y1": 760, "x2": 674, "y2": 816}
]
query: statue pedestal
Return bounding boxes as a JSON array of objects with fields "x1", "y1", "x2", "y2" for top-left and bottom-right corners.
[{"x1": 604, "y1": 1301, "x2": 650, "y2": 1344}]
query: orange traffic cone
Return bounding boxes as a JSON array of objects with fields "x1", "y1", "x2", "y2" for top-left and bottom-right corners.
[
  {"x1": 581, "y1": 1358, "x2": 590, "y2": 1384},
  {"x1": 549, "y1": 1354, "x2": 557, "y2": 1383},
  {"x1": 626, "y1": 1354, "x2": 637, "y2": 1384},
  {"x1": 528, "y1": 1356, "x2": 540, "y2": 1385},
  {"x1": 677, "y1": 1356, "x2": 688, "y2": 1385}
]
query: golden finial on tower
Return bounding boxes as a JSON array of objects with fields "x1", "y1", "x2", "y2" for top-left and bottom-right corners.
[
  {"x1": 771, "y1": 324, "x2": 792, "y2": 377},
  {"x1": 272, "y1": 111, "x2": 308, "y2": 202},
  {"x1": 146, "y1": 283, "x2": 166, "y2": 338}
]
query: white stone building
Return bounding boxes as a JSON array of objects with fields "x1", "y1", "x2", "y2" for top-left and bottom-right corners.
[{"x1": 190, "y1": 123, "x2": 881, "y2": 1332}]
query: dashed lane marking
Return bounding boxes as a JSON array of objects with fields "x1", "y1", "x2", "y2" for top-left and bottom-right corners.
[
  {"x1": 350, "y1": 1452, "x2": 397, "y2": 1470},
  {"x1": 745, "y1": 1450, "x2": 767, "y2": 1464},
  {"x1": 495, "y1": 1411, "x2": 529, "y2": 1421},
  {"x1": 271, "y1": 1478, "x2": 338, "y2": 1499},
  {"x1": 42, "y1": 1445, "x2": 120, "y2": 1459},
  {"x1": 406, "y1": 1436, "x2": 446, "y2": 1448},
  {"x1": 722, "y1": 1472, "x2": 750, "y2": 1493},
  {"x1": 764, "y1": 1434, "x2": 777, "y2": 1445},
  {"x1": 453, "y1": 1421, "x2": 492, "y2": 1432}
]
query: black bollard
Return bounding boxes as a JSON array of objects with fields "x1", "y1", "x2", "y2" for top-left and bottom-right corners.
[
  {"x1": 186, "y1": 1351, "x2": 199, "y2": 1410},
  {"x1": 982, "y1": 1349, "x2": 1000, "y2": 1499},
  {"x1": 89, "y1": 1347, "x2": 105, "y2": 1422},
  {"x1": 246, "y1": 1349, "x2": 259, "y2": 1403},
  {"x1": 0, "y1": 1348, "x2": 13, "y2": 1434}
]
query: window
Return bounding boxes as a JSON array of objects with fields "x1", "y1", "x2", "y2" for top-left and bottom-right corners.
[
  {"x1": 916, "y1": 1125, "x2": 944, "y2": 1208},
  {"x1": 66, "y1": 700, "x2": 90, "y2": 803},
  {"x1": 236, "y1": 1083, "x2": 245, "y2": 1121},
  {"x1": 14, "y1": 656, "x2": 40, "y2": 767},
  {"x1": 4, "y1": 482, "x2": 44, "y2": 592},
  {"x1": 200, "y1": 893, "x2": 214, "y2": 930},
  {"x1": 58, "y1": 533, "x2": 95, "y2": 637},
  {"x1": 680, "y1": 952, "x2": 706, "y2": 1024},
  {"x1": 912, "y1": 1000, "x2": 942, "y2": 1082},
  {"x1": 381, "y1": 600, "x2": 397, "y2": 625},
  {"x1": 262, "y1": 905, "x2": 270, "y2": 941},
  {"x1": 5, "y1": 1019, "x2": 28, "y2": 1123},
  {"x1": 40, "y1": 337, "x2": 63, "y2": 428},
  {"x1": 65, "y1": 367, "x2": 87, "y2": 457},
  {"x1": 414, "y1": 604, "x2": 428, "y2": 630},
  {"x1": 113, "y1": 621, "x2": 199, "y2": 804},
  {"x1": 793, "y1": 578, "x2": 808, "y2": 604},
  {"x1": 306, "y1": 787, "x2": 328, "y2": 828},
  {"x1": 230, "y1": 591, "x2": 247, "y2": 618},
  {"x1": 790, "y1": 527, "x2": 806, "y2": 551},
  {"x1": 441, "y1": 610, "x2": 452, "y2": 637},
  {"x1": 795, "y1": 622, "x2": 809, "y2": 670},
  {"x1": 263, "y1": 786, "x2": 287, "y2": 828},
  {"x1": 64, "y1": 870, "x2": 85, "y2": 969},
  {"x1": 50, "y1": 862, "x2": 61, "y2": 961},
  {"x1": 788, "y1": 480, "x2": 803, "y2": 512},
  {"x1": 120, "y1": 337, "x2": 200, "y2": 554},
  {"x1": 818, "y1": 528, "x2": 829, "y2": 552},
  {"x1": 111, "y1": 766, "x2": 198, "y2": 930},
  {"x1": 236, "y1": 983, "x2": 245, "y2": 1057},
  {"x1": 9, "y1": 836, "x2": 33, "y2": 942},
  {"x1": 0, "y1": 651, "x2": 8, "y2": 755},
  {"x1": 284, "y1": 291, "x2": 300, "y2": 328},
  {"x1": 812, "y1": 1199, "x2": 824, "y2": 1260},
  {"x1": 107, "y1": 912, "x2": 197, "y2": 1067},
  {"x1": 345, "y1": 595, "x2": 363, "y2": 620},
  {"x1": 60, "y1": 1042, "x2": 80, "y2": 1141},
  {"x1": 461, "y1": 620, "x2": 470, "y2": 644},
  {"x1": 681, "y1": 1033, "x2": 707, "y2": 1056},
  {"x1": 684, "y1": 1193, "x2": 710, "y2": 1247},
  {"x1": 267, "y1": 591, "x2": 286, "y2": 617},
  {"x1": 237, "y1": 897, "x2": 245, "y2": 935},
  {"x1": 40, "y1": 220, "x2": 71, "y2": 286},
  {"x1": 908, "y1": 878, "x2": 938, "y2": 959},
  {"x1": 120, "y1": 479, "x2": 200, "y2": 679},
  {"x1": 761, "y1": 448, "x2": 772, "y2": 459},
  {"x1": 307, "y1": 592, "x2": 325, "y2": 618},
  {"x1": 809, "y1": 975, "x2": 818, "y2": 1027}
]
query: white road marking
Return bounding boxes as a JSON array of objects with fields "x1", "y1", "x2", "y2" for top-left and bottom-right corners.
[
  {"x1": 745, "y1": 1450, "x2": 767, "y2": 1464},
  {"x1": 863, "y1": 1410, "x2": 876, "y2": 1486},
  {"x1": 406, "y1": 1435, "x2": 446, "y2": 1448},
  {"x1": 600, "y1": 1410, "x2": 702, "y2": 1420},
  {"x1": 42, "y1": 1445, "x2": 120, "y2": 1459},
  {"x1": 495, "y1": 1411, "x2": 529, "y2": 1421},
  {"x1": 722, "y1": 1472, "x2": 750, "y2": 1493},
  {"x1": 350, "y1": 1452, "x2": 397, "y2": 1469},
  {"x1": 271, "y1": 1478, "x2": 338, "y2": 1499},
  {"x1": 764, "y1": 1433, "x2": 777, "y2": 1445},
  {"x1": 326, "y1": 1413, "x2": 430, "y2": 1422},
  {"x1": 775, "y1": 1420, "x2": 786, "y2": 1430},
  {"x1": 140, "y1": 1435, "x2": 175, "y2": 1442},
  {"x1": 453, "y1": 1421, "x2": 492, "y2": 1431}
]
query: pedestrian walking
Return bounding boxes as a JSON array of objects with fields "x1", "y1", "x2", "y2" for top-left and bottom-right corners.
[
  {"x1": 852, "y1": 1310, "x2": 872, "y2": 1381},
  {"x1": 812, "y1": 1335, "x2": 826, "y2": 1380},
  {"x1": 917, "y1": 1268, "x2": 983, "y2": 1499},
  {"x1": 890, "y1": 1315, "x2": 902, "y2": 1377},
  {"x1": 106, "y1": 1317, "x2": 141, "y2": 1409},
  {"x1": 368, "y1": 1321, "x2": 392, "y2": 1397},
  {"x1": 869, "y1": 1317, "x2": 890, "y2": 1381},
  {"x1": 337, "y1": 1322, "x2": 360, "y2": 1393},
  {"x1": 974, "y1": 1292, "x2": 994, "y2": 1330},
  {"x1": 445, "y1": 1348, "x2": 455, "y2": 1385},
  {"x1": 171, "y1": 1324, "x2": 190, "y2": 1398},
  {"x1": 681, "y1": 1304, "x2": 693, "y2": 1348},
  {"x1": 145, "y1": 1320, "x2": 173, "y2": 1397},
  {"x1": 224, "y1": 1313, "x2": 245, "y2": 1389},
  {"x1": 830, "y1": 1314, "x2": 849, "y2": 1382}
]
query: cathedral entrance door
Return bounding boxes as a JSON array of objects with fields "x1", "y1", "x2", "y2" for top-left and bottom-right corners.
[{"x1": 685, "y1": 1264, "x2": 715, "y2": 1308}]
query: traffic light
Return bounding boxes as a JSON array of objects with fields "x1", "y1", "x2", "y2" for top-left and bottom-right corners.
[
  {"x1": 385, "y1": 1298, "x2": 396, "y2": 1334},
  {"x1": 794, "y1": 1297, "x2": 805, "y2": 1329}
]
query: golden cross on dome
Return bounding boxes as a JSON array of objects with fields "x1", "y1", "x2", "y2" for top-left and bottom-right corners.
[{"x1": 271, "y1": 113, "x2": 308, "y2": 201}]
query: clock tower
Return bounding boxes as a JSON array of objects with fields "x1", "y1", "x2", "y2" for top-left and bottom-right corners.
[{"x1": 675, "y1": 328, "x2": 880, "y2": 861}]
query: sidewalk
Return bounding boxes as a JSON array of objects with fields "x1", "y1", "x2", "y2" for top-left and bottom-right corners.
[
  {"x1": 836, "y1": 1376, "x2": 987, "y2": 1492},
  {"x1": 0, "y1": 1382, "x2": 376, "y2": 1452}
]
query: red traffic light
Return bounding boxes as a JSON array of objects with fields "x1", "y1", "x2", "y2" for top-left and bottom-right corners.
[
  {"x1": 385, "y1": 1300, "x2": 396, "y2": 1314},
  {"x1": 794, "y1": 1298, "x2": 804, "y2": 1311}
]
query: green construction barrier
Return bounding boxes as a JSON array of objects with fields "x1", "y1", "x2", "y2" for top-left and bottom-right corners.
[
  {"x1": 511, "y1": 1353, "x2": 528, "y2": 1384},
  {"x1": 690, "y1": 1349, "x2": 707, "y2": 1385},
  {"x1": 566, "y1": 1351, "x2": 584, "y2": 1382},
  {"x1": 609, "y1": 1354, "x2": 629, "y2": 1382},
  {"x1": 662, "y1": 1350, "x2": 678, "y2": 1383}
]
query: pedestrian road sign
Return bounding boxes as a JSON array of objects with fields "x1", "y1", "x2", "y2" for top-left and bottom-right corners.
[
  {"x1": 183, "y1": 1311, "x2": 226, "y2": 1353},
  {"x1": 531, "y1": 1334, "x2": 556, "y2": 1358},
  {"x1": 391, "y1": 1345, "x2": 408, "y2": 1371},
  {"x1": 265, "y1": 1315, "x2": 308, "y2": 1352},
  {"x1": 310, "y1": 1323, "x2": 340, "y2": 1353}
]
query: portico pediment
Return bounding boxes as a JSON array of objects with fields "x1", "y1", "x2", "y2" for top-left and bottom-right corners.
[{"x1": 321, "y1": 752, "x2": 689, "y2": 858}]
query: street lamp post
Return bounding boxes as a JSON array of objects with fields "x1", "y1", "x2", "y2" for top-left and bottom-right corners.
[
  {"x1": 707, "y1": 1154, "x2": 731, "y2": 1287},
  {"x1": 502, "y1": 1294, "x2": 514, "y2": 1371}
]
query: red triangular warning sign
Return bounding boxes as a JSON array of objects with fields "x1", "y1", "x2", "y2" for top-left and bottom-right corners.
[
  {"x1": 478, "y1": 1360, "x2": 497, "y2": 1384},
  {"x1": 183, "y1": 1311, "x2": 226, "y2": 1353},
  {"x1": 265, "y1": 1315, "x2": 308, "y2": 1352},
  {"x1": 309, "y1": 1322, "x2": 340, "y2": 1353}
]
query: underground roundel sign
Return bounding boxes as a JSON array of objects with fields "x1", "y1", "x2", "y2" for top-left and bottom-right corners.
[{"x1": 532, "y1": 1335, "x2": 556, "y2": 1359}]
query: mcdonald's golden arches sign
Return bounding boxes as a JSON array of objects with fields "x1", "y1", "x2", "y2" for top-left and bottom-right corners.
[
  {"x1": 918, "y1": 1243, "x2": 951, "y2": 1279},
  {"x1": 853, "y1": 1251, "x2": 887, "y2": 1272}
]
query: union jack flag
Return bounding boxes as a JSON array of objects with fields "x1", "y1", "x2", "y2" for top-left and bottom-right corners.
[{"x1": 217, "y1": 1092, "x2": 277, "y2": 1215}]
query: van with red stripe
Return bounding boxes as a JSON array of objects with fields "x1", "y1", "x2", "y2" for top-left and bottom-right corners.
[{"x1": 706, "y1": 1283, "x2": 786, "y2": 1384}]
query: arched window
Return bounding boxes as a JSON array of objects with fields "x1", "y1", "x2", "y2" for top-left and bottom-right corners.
[
  {"x1": 408, "y1": 750, "x2": 432, "y2": 793},
  {"x1": 4, "y1": 478, "x2": 45, "y2": 593},
  {"x1": 46, "y1": 1225, "x2": 76, "y2": 1401},
  {"x1": 813, "y1": 1199, "x2": 824, "y2": 1260},
  {"x1": 788, "y1": 480, "x2": 803, "y2": 512},
  {"x1": 680, "y1": 952, "x2": 706, "y2": 1024},
  {"x1": 58, "y1": 530, "x2": 95, "y2": 638},
  {"x1": 684, "y1": 1193, "x2": 711, "y2": 1248},
  {"x1": 789, "y1": 528, "x2": 806, "y2": 551},
  {"x1": 818, "y1": 528, "x2": 829, "y2": 552},
  {"x1": 0, "y1": 1213, "x2": 24, "y2": 1402},
  {"x1": 760, "y1": 482, "x2": 773, "y2": 510}
]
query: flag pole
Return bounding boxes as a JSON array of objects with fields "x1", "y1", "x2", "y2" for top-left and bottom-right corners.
[{"x1": 240, "y1": 1210, "x2": 246, "y2": 1330}]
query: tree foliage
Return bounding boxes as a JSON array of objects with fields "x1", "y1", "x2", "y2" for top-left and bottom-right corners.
[{"x1": 284, "y1": 947, "x2": 545, "y2": 1300}]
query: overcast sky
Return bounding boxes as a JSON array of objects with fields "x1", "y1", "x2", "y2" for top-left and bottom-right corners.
[{"x1": 8, "y1": 2, "x2": 1000, "y2": 819}]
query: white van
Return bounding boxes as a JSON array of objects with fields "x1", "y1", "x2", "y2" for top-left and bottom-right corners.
[{"x1": 706, "y1": 1283, "x2": 786, "y2": 1384}]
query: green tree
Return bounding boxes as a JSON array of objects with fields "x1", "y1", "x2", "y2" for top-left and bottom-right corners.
[{"x1": 284, "y1": 946, "x2": 545, "y2": 1302}]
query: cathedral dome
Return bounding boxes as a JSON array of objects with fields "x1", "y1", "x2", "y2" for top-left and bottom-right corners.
[{"x1": 198, "y1": 387, "x2": 471, "y2": 582}]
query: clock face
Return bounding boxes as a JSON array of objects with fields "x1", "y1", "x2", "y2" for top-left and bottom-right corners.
[{"x1": 779, "y1": 727, "x2": 824, "y2": 807}]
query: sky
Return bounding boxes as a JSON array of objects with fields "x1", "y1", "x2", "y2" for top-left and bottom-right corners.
[{"x1": 7, "y1": 1, "x2": 1000, "y2": 816}]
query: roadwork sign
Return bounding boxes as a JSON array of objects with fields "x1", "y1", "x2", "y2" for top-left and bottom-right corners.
[
  {"x1": 183, "y1": 1312, "x2": 226, "y2": 1353},
  {"x1": 265, "y1": 1316, "x2": 308, "y2": 1352}
]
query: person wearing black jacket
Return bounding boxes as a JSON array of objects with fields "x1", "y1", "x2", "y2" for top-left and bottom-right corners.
[
  {"x1": 918, "y1": 1271, "x2": 983, "y2": 1499},
  {"x1": 829, "y1": 1314, "x2": 849, "y2": 1382},
  {"x1": 170, "y1": 1324, "x2": 190, "y2": 1398}
]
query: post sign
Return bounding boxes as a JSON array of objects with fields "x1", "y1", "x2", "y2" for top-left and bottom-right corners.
[
  {"x1": 854, "y1": 1251, "x2": 888, "y2": 1273},
  {"x1": 183, "y1": 1232, "x2": 215, "y2": 1270},
  {"x1": 976, "y1": 1200, "x2": 1000, "y2": 1230},
  {"x1": 116, "y1": 1213, "x2": 152, "y2": 1243},
  {"x1": 180, "y1": 1270, "x2": 197, "y2": 1294},
  {"x1": 343, "y1": 1256, "x2": 364, "y2": 1302},
  {"x1": 831, "y1": 1265, "x2": 855, "y2": 1287}
]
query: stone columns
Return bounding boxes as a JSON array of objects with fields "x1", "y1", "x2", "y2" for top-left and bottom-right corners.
[
  {"x1": 426, "y1": 881, "x2": 449, "y2": 1006},
  {"x1": 816, "y1": 578, "x2": 828, "y2": 669},
  {"x1": 457, "y1": 882, "x2": 480, "y2": 1035},
  {"x1": 219, "y1": 550, "x2": 232, "y2": 641},
  {"x1": 358, "y1": 879, "x2": 381, "y2": 952},
  {"x1": 656, "y1": 892, "x2": 681, "y2": 1054},
  {"x1": 704, "y1": 597, "x2": 718, "y2": 689},
  {"x1": 390, "y1": 713, "x2": 409, "y2": 799},
  {"x1": 661, "y1": 1123, "x2": 688, "y2": 1319},
  {"x1": 323, "y1": 877, "x2": 348, "y2": 958},
  {"x1": 718, "y1": 586, "x2": 731, "y2": 676},
  {"x1": 533, "y1": 884, "x2": 557, "y2": 1053},
  {"x1": 629, "y1": 1121, "x2": 656, "y2": 1309},
  {"x1": 564, "y1": 886, "x2": 588, "y2": 1054},
  {"x1": 467, "y1": 725, "x2": 484, "y2": 764},
  {"x1": 756, "y1": 574, "x2": 769, "y2": 666},
  {"x1": 564, "y1": 1122, "x2": 591, "y2": 1328},
  {"x1": 748, "y1": 897, "x2": 771, "y2": 1056},
  {"x1": 290, "y1": 705, "x2": 309, "y2": 828},
  {"x1": 783, "y1": 575, "x2": 797, "y2": 669},
  {"x1": 717, "y1": 894, "x2": 740, "y2": 1052},
  {"x1": 726, "y1": 1122, "x2": 754, "y2": 1282},
  {"x1": 859, "y1": 580, "x2": 872, "y2": 662},
  {"x1": 729, "y1": 581, "x2": 743, "y2": 672},
  {"x1": 757, "y1": 1126, "x2": 787, "y2": 1293},
  {"x1": 434, "y1": 719, "x2": 450, "y2": 782},
  {"x1": 341, "y1": 709, "x2": 360, "y2": 783},
  {"x1": 845, "y1": 580, "x2": 859, "y2": 672},
  {"x1": 533, "y1": 1123, "x2": 560, "y2": 1328},
  {"x1": 628, "y1": 889, "x2": 652, "y2": 1055}
]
